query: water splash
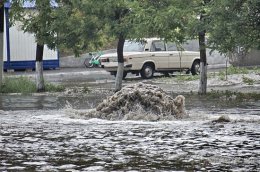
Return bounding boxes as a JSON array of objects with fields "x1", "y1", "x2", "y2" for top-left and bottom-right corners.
[{"x1": 68, "y1": 83, "x2": 188, "y2": 121}]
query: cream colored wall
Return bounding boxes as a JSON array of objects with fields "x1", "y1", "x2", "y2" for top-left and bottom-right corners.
[
  {"x1": 3, "y1": 10, "x2": 57, "y2": 62},
  {"x1": 9, "y1": 22, "x2": 57, "y2": 61}
]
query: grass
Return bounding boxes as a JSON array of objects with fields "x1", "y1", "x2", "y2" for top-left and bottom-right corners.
[
  {"x1": 242, "y1": 75, "x2": 255, "y2": 85},
  {"x1": 156, "y1": 66, "x2": 258, "y2": 82},
  {"x1": 0, "y1": 76, "x2": 65, "y2": 94},
  {"x1": 175, "y1": 74, "x2": 200, "y2": 81},
  {"x1": 45, "y1": 83, "x2": 65, "y2": 92},
  {"x1": 218, "y1": 66, "x2": 249, "y2": 80},
  {"x1": 207, "y1": 90, "x2": 260, "y2": 100},
  {"x1": 217, "y1": 66, "x2": 258, "y2": 80}
]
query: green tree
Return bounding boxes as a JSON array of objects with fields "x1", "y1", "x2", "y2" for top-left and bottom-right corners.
[
  {"x1": 53, "y1": 0, "x2": 141, "y2": 91},
  {"x1": 190, "y1": 0, "x2": 260, "y2": 94},
  {"x1": 10, "y1": 0, "x2": 57, "y2": 92},
  {"x1": 207, "y1": 0, "x2": 260, "y2": 53},
  {"x1": 133, "y1": 0, "x2": 260, "y2": 94}
]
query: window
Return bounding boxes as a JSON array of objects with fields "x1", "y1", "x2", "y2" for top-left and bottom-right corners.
[
  {"x1": 166, "y1": 40, "x2": 200, "y2": 51},
  {"x1": 151, "y1": 41, "x2": 166, "y2": 51},
  {"x1": 124, "y1": 40, "x2": 145, "y2": 52},
  {"x1": 167, "y1": 42, "x2": 178, "y2": 51}
]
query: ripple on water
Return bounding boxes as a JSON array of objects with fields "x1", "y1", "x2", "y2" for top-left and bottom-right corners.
[{"x1": 0, "y1": 108, "x2": 260, "y2": 171}]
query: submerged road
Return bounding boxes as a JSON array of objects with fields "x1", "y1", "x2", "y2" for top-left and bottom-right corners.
[{"x1": 4, "y1": 66, "x2": 227, "y2": 84}]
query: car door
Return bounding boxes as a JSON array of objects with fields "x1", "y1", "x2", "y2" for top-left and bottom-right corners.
[
  {"x1": 150, "y1": 40, "x2": 168, "y2": 69},
  {"x1": 166, "y1": 42, "x2": 181, "y2": 69}
]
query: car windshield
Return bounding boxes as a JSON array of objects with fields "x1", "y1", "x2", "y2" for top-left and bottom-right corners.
[{"x1": 124, "y1": 41, "x2": 145, "y2": 52}]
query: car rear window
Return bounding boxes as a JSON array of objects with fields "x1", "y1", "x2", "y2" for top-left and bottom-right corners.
[{"x1": 124, "y1": 41, "x2": 145, "y2": 52}]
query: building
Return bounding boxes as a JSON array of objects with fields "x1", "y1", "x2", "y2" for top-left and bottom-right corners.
[{"x1": 0, "y1": 1, "x2": 59, "y2": 71}]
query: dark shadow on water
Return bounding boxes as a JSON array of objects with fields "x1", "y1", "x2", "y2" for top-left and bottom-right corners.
[{"x1": 1, "y1": 91, "x2": 260, "y2": 115}]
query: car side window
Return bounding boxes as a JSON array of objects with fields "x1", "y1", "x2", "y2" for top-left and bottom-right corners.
[
  {"x1": 167, "y1": 41, "x2": 200, "y2": 51},
  {"x1": 151, "y1": 41, "x2": 166, "y2": 52},
  {"x1": 167, "y1": 42, "x2": 178, "y2": 51}
]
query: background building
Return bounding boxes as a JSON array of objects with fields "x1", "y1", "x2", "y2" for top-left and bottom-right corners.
[{"x1": 0, "y1": 1, "x2": 59, "y2": 71}]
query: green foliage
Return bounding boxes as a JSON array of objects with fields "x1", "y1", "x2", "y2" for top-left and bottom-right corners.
[
  {"x1": 218, "y1": 66, "x2": 250, "y2": 80},
  {"x1": 227, "y1": 66, "x2": 249, "y2": 74},
  {"x1": 9, "y1": 0, "x2": 260, "y2": 58},
  {"x1": 218, "y1": 72, "x2": 226, "y2": 81},
  {"x1": 45, "y1": 83, "x2": 65, "y2": 92},
  {"x1": 0, "y1": 76, "x2": 36, "y2": 93},
  {"x1": 242, "y1": 75, "x2": 255, "y2": 85},
  {"x1": 208, "y1": 90, "x2": 260, "y2": 100},
  {"x1": 206, "y1": 0, "x2": 260, "y2": 53},
  {"x1": 129, "y1": 0, "x2": 192, "y2": 43},
  {"x1": 0, "y1": 76, "x2": 65, "y2": 93},
  {"x1": 10, "y1": 0, "x2": 57, "y2": 48},
  {"x1": 176, "y1": 75, "x2": 200, "y2": 81}
]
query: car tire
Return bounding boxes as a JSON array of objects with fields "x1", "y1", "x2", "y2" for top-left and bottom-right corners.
[
  {"x1": 191, "y1": 60, "x2": 200, "y2": 75},
  {"x1": 140, "y1": 64, "x2": 154, "y2": 79}
]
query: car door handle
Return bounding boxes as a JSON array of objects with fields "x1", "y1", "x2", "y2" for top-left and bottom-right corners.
[
  {"x1": 169, "y1": 54, "x2": 173, "y2": 56},
  {"x1": 151, "y1": 54, "x2": 155, "y2": 57}
]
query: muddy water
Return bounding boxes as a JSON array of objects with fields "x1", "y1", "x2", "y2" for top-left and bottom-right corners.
[{"x1": 0, "y1": 93, "x2": 259, "y2": 171}]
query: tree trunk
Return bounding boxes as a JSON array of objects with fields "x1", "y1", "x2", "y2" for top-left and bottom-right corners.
[
  {"x1": 198, "y1": 30, "x2": 207, "y2": 95},
  {"x1": 35, "y1": 44, "x2": 45, "y2": 92},
  {"x1": 115, "y1": 34, "x2": 125, "y2": 92}
]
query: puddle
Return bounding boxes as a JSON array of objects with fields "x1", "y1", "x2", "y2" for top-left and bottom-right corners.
[{"x1": 0, "y1": 88, "x2": 259, "y2": 171}]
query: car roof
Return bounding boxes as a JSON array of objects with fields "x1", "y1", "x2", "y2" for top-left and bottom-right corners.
[{"x1": 126, "y1": 38, "x2": 162, "y2": 43}]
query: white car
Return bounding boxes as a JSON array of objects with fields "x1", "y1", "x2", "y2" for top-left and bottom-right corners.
[{"x1": 100, "y1": 38, "x2": 200, "y2": 79}]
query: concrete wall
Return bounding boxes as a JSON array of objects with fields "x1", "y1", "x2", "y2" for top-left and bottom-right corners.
[
  {"x1": 229, "y1": 49, "x2": 260, "y2": 67},
  {"x1": 184, "y1": 39, "x2": 228, "y2": 66}
]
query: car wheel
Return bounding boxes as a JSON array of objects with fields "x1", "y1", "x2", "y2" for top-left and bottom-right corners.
[
  {"x1": 140, "y1": 64, "x2": 154, "y2": 79},
  {"x1": 191, "y1": 60, "x2": 200, "y2": 75}
]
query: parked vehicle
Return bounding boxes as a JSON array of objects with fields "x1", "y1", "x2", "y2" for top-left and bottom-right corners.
[
  {"x1": 84, "y1": 51, "x2": 103, "y2": 68},
  {"x1": 100, "y1": 38, "x2": 200, "y2": 79}
]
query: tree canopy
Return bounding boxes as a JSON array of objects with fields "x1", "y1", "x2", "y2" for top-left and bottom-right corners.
[
  {"x1": 7, "y1": 0, "x2": 260, "y2": 93},
  {"x1": 206, "y1": 0, "x2": 260, "y2": 53},
  {"x1": 8, "y1": 0, "x2": 260, "y2": 55}
]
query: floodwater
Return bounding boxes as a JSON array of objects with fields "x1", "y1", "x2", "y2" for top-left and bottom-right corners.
[{"x1": 0, "y1": 92, "x2": 260, "y2": 171}]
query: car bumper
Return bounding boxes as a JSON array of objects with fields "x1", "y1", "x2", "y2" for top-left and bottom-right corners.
[{"x1": 101, "y1": 64, "x2": 132, "y2": 71}]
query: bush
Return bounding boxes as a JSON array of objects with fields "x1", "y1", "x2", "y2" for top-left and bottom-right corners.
[
  {"x1": 0, "y1": 77, "x2": 36, "y2": 93},
  {"x1": 45, "y1": 83, "x2": 65, "y2": 92},
  {"x1": 0, "y1": 77, "x2": 65, "y2": 93}
]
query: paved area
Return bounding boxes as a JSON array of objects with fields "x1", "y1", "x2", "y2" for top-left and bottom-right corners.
[{"x1": 4, "y1": 67, "x2": 114, "y2": 84}]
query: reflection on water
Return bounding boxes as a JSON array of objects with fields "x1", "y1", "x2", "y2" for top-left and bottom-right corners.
[
  {"x1": 0, "y1": 93, "x2": 108, "y2": 111},
  {"x1": 0, "y1": 93, "x2": 259, "y2": 171},
  {"x1": 1, "y1": 93, "x2": 260, "y2": 113}
]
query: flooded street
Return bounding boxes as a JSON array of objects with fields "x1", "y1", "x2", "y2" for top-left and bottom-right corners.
[{"x1": 0, "y1": 90, "x2": 259, "y2": 171}]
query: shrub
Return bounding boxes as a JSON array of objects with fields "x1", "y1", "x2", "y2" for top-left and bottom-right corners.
[
  {"x1": 0, "y1": 76, "x2": 65, "y2": 93},
  {"x1": 0, "y1": 77, "x2": 36, "y2": 93},
  {"x1": 242, "y1": 75, "x2": 254, "y2": 85}
]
